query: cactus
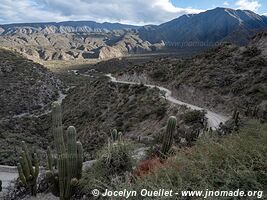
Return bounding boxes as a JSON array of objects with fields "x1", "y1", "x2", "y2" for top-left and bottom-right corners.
[
  {"x1": 161, "y1": 116, "x2": 177, "y2": 157},
  {"x1": 118, "y1": 132, "x2": 123, "y2": 142},
  {"x1": 46, "y1": 102, "x2": 83, "y2": 200},
  {"x1": 17, "y1": 141, "x2": 39, "y2": 196},
  {"x1": 0, "y1": 180, "x2": 2, "y2": 192},
  {"x1": 252, "y1": 106, "x2": 259, "y2": 118},
  {"x1": 232, "y1": 108, "x2": 240, "y2": 129},
  {"x1": 111, "y1": 129, "x2": 123, "y2": 143},
  {"x1": 111, "y1": 129, "x2": 118, "y2": 142}
]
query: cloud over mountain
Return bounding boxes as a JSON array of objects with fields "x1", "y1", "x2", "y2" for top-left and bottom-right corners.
[
  {"x1": 235, "y1": 0, "x2": 261, "y2": 12},
  {"x1": 0, "y1": 0, "x2": 203, "y2": 25}
]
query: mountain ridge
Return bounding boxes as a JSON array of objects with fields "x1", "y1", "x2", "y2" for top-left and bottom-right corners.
[
  {"x1": 0, "y1": 21, "x2": 139, "y2": 35},
  {"x1": 1, "y1": 7, "x2": 267, "y2": 61}
]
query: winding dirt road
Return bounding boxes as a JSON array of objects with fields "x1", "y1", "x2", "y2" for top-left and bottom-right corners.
[
  {"x1": 0, "y1": 73, "x2": 229, "y2": 195},
  {"x1": 106, "y1": 74, "x2": 229, "y2": 129}
]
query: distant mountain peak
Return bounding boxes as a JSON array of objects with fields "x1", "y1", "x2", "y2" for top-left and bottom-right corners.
[{"x1": 138, "y1": 7, "x2": 267, "y2": 45}]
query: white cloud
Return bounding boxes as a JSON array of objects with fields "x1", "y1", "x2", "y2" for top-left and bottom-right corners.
[
  {"x1": 0, "y1": 0, "x2": 67, "y2": 24},
  {"x1": 235, "y1": 0, "x2": 261, "y2": 12},
  {"x1": 223, "y1": 1, "x2": 230, "y2": 6},
  {"x1": 0, "y1": 0, "x2": 204, "y2": 25}
]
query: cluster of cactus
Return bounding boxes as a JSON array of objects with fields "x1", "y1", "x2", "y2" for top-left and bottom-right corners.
[
  {"x1": 245, "y1": 105, "x2": 259, "y2": 118},
  {"x1": 17, "y1": 141, "x2": 39, "y2": 196},
  {"x1": 100, "y1": 129, "x2": 133, "y2": 176},
  {"x1": 161, "y1": 116, "x2": 177, "y2": 158},
  {"x1": 201, "y1": 119, "x2": 213, "y2": 137},
  {"x1": 202, "y1": 127, "x2": 214, "y2": 137},
  {"x1": 111, "y1": 129, "x2": 123, "y2": 143},
  {"x1": 46, "y1": 102, "x2": 83, "y2": 200}
]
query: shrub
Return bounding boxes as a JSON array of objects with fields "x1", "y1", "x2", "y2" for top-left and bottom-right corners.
[
  {"x1": 95, "y1": 140, "x2": 134, "y2": 177},
  {"x1": 78, "y1": 140, "x2": 134, "y2": 197},
  {"x1": 150, "y1": 68, "x2": 169, "y2": 81},
  {"x1": 116, "y1": 120, "x2": 267, "y2": 199},
  {"x1": 182, "y1": 110, "x2": 206, "y2": 124},
  {"x1": 243, "y1": 46, "x2": 262, "y2": 57}
]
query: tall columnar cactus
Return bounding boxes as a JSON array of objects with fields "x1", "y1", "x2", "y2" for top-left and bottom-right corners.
[
  {"x1": 17, "y1": 141, "x2": 39, "y2": 196},
  {"x1": 161, "y1": 116, "x2": 177, "y2": 157},
  {"x1": 232, "y1": 108, "x2": 240, "y2": 128},
  {"x1": 46, "y1": 102, "x2": 83, "y2": 200}
]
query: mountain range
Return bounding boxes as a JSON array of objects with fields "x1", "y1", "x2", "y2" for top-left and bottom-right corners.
[
  {"x1": 0, "y1": 21, "x2": 138, "y2": 35},
  {"x1": 0, "y1": 7, "x2": 267, "y2": 61},
  {"x1": 139, "y1": 8, "x2": 267, "y2": 45}
]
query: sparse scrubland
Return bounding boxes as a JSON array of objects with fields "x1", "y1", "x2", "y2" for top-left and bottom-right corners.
[
  {"x1": 117, "y1": 34, "x2": 267, "y2": 119},
  {"x1": 1, "y1": 33, "x2": 267, "y2": 200},
  {"x1": 114, "y1": 120, "x2": 267, "y2": 199}
]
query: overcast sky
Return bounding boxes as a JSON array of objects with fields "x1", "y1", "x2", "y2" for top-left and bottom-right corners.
[{"x1": 0, "y1": 0, "x2": 266, "y2": 25}]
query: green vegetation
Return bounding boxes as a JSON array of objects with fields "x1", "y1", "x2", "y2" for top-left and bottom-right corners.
[
  {"x1": 0, "y1": 48, "x2": 62, "y2": 165},
  {"x1": 79, "y1": 132, "x2": 134, "y2": 197},
  {"x1": 219, "y1": 108, "x2": 241, "y2": 135},
  {"x1": 182, "y1": 110, "x2": 206, "y2": 124},
  {"x1": 243, "y1": 46, "x2": 262, "y2": 57},
  {"x1": 62, "y1": 78, "x2": 169, "y2": 160},
  {"x1": 46, "y1": 102, "x2": 83, "y2": 200},
  {"x1": 120, "y1": 43, "x2": 267, "y2": 118},
  {"x1": 116, "y1": 120, "x2": 267, "y2": 199},
  {"x1": 17, "y1": 141, "x2": 39, "y2": 196}
]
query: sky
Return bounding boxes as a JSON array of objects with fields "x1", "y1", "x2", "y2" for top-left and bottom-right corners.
[{"x1": 0, "y1": 0, "x2": 267, "y2": 25}]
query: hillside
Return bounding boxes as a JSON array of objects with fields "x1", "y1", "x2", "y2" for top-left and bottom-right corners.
[
  {"x1": 138, "y1": 7, "x2": 267, "y2": 45},
  {"x1": 0, "y1": 32, "x2": 163, "y2": 61},
  {"x1": 117, "y1": 32, "x2": 267, "y2": 119},
  {"x1": 0, "y1": 53, "x2": 184, "y2": 165},
  {"x1": 0, "y1": 49, "x2": 63, "y2": 119}
]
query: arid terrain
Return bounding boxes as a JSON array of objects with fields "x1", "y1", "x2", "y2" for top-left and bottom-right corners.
[{"x1": 0, "y1": 6, "x2": 266, "y2": 200}]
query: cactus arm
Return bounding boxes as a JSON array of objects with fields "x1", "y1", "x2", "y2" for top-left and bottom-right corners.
[
  {"x1": 76, "y1": 141, "x2": 83, "y2": 179},
  {"x1": 118, "y1": 132, "x2": 123, "y2": 142},
  {"x1": 22, "y1": 141, "x2": 34, "y2": 176},
  {"x1": 17, "y1": 163, "x2": 27, "y2": 185},
  {"x1": 52, "y1": 102, "x2": 66, "y2": 155},
  {"x1": 20, "y1": 153, "x2": 31, "y2": 180},
  {"x1": 33, "y1": 153, "x2": 39, "y2": 179},
  {"x1": 47, "y1": 146, "x2": 53, "y2": 171}
]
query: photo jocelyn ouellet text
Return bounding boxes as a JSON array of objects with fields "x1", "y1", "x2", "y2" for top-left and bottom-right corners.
[{"x1": 92, "y1": 188, "x2": 264, "y2": 199}]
